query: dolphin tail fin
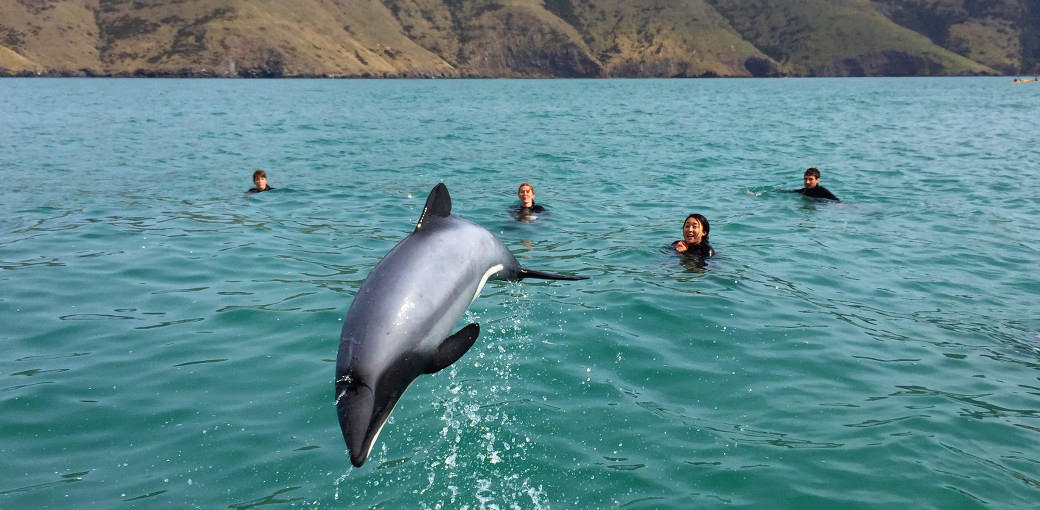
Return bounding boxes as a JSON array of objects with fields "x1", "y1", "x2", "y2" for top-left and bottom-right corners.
[
  {"x1": 424, "y1": 323, "x2": 480, "y2": 374},
  {"x1": 519, "y1": 268, "x2": 589, "y2": 281},
  {"x1": 415, "y1": 183, "x2": 452, "y2": 232}
]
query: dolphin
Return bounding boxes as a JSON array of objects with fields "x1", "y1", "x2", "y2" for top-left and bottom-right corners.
[{"x1": 334, "y1": 183, "x2": 586, "y2": 467}]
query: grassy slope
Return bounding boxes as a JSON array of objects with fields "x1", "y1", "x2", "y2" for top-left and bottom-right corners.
[
  {"x1": 0, "y1": 44, "x2": 40, "y2": 71},
  {"x1": 380, "y1": 0, "x2": 463, "y2": 70},
  {"x1": 948, "y1": 19, "x2": 1021, "y2": 74},
  {"x1": 3, "y1": 0, "x2": 1028, "y2": 76},
  {"x1": 91, "y1": 0, "x2": 454, "y2": 76},
  {"x1": 450, "y1": 0, "x2": 601, "y2": 77},
  {"x1": 709, "y1": 0, "x2": 994, "y2": 76},
  {"x1": 547, "y1": 0, "x2": 780, "y2": 77},
  {"x1": 385, "y1": 0, "x2": 782, "y2": 77},
  {"x1": 870, "y1": 0, "x2": 1027, "y2": 74},
  {"x1": 384, "y1": 0, "x2": 601, "y2": 77},
  {"x1": 0, "y1": 0, "x2": 101, "y2": 73}
]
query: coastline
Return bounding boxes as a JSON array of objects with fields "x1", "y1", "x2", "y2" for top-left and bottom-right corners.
[{"x1": 0, "y1": 68, "x2": 999, "y2": 79}]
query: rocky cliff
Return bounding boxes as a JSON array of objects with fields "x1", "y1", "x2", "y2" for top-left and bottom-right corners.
[{"x1": 2, "y1": 0, "x2": 1037, "y2": 77}]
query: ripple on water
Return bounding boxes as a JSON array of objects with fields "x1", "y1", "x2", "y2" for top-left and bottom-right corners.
[{"x1": 2, "y1": 78, "x2": 1039, "y2": 508}]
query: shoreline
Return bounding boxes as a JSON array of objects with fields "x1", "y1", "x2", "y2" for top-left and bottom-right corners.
[{"x1": 0, "y1": 69, "x2": 1000, "y2": 79}]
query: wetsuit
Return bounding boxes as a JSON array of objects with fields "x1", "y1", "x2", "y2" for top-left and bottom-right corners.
[
  {"x1": 247, "y1": 186, "x2": 274, "y2": 194},
  {"x1": 794, "y1": 186, "x2": 838, "y2": 201},
  {"x1": 671, "y1": 240, "x2": 714, "y2": 258},
  {"x1": 513, "y1": 204, "x2": 545, "y2": 213},
  {"x1": 511, "y1": 204, "x2": 545, "y2": 222}
]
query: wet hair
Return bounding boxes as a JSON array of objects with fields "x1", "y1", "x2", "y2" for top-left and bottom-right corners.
[
  {"x1": 804, "y1": 167, "x2": 821, "y2": 179},
  {"x1": 253, "y1": 169, "x2": 267, "y2": 180},
  {"x1": 684, "y1": 214, "x2": 710, "y2": 240},
  {"x1": 517, "y1": 182, "x2": 534, "y2": 193}
]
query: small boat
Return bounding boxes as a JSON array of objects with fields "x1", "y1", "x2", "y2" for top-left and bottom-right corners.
[{"x1": 1012, "y1": 77, "x2": 1038, "y2": 84}]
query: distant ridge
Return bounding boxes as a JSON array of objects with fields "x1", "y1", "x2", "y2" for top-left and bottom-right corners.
[{"x1": 2, "y1": 0, "x2": 1037, "y2": 77}]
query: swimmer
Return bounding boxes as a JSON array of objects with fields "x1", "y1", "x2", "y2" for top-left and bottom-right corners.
[
  {"x1": 511, "y1": 182, "x2": 545, "y2": 222},
  {"x1": 783, "y1": 167, "x2": 839, "y2": 201},
  {"x1": 248, "y1": 169, "x2": 274, "y2": 193},
  {"x1": 672, "y1": 214, "x2": 714, "y2": 258}
]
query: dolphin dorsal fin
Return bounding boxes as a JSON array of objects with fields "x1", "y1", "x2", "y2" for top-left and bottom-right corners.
[{"x1": 415, "y1": 183, "x2": 452, "y2": 232}]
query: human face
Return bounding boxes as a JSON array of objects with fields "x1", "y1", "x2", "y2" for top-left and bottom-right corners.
[
  {"x1": 517, "y1": 185, "x2": 534, "y2": 207},
  {"x1": 254, "y1": 175, "x2": 267, "y2": 190},
  {"x1": 804, "y1": 175, "x2": 819, "y2": 188},
  {"x1": 683, "y1": 217, "x2": 705, "y2": 245}
]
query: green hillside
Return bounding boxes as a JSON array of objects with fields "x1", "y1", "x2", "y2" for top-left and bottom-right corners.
[
  {"x1": 708, "y1": 0, "x2": 992, "y2": 76},
  {"x1": 870, "y1": 0, "x2": 1040, "y2": 74},
  {"x1": 540, "y1": 0, "x2": 782, "y2": 77}
]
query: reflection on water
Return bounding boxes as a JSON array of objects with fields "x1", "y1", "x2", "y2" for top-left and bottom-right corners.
[
  {"x1": 509, "y1": 205, "x2": 548, "y2": 223},
  {"x1": 0, "y1": 471, "x2": 88, "y2": 497},
  {"x1": 676, "y1": 254, "x2": 709, "y2": 273}
]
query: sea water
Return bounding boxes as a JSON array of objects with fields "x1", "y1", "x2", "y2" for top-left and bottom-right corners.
[{"x1": 1, "y1": 77, "x2": 1038, "y2": 508}]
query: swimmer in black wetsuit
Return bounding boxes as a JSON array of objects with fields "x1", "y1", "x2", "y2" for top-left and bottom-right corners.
[
  {"x1": 247, "y1": 169, "x2": 274, "y2": 193},
  {"x1": 671, "y1": 213, "x2": 714, "y2": 259},
  {"x1": 510, "y1": 182, "x2": 546, "y2": 222},
  {"x1": 781, "y1": 167, "x2": 839, "y2": 201}
]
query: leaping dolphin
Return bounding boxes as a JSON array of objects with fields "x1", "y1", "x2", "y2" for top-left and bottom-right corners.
[{"x1": 334, "y1": 183, "x2": 586, "y2": 467}]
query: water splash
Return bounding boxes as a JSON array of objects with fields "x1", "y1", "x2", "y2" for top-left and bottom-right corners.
[{"x1": 415, "y1": 284, "x2": 550, "y2": 509}]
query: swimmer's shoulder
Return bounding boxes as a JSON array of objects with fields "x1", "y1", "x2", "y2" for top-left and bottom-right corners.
[{"x1": 800, "y1": 186, "x2": 838, "y2": 201}]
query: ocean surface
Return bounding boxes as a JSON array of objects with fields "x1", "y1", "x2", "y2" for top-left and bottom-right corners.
[{"x1": 1, "y1": 77, "x2": 1038, "y2": 509}]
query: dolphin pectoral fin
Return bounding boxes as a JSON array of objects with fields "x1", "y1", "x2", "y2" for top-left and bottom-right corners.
[
  {"x1": 424, "y1": 323, "x2": 480, "y2": 374},
  {"x1": 518, "y1": 268, "x2": 589, "y2": 281},
  {"x1": 415, "y1": 183, "x2": 452, "y2": 232}
]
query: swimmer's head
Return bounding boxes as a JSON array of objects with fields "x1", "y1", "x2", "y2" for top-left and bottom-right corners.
[
  {"x1": 253, "y1": 169, "x2": 268, "y2": 190},
  {"x1": 517, "y1": 182, "x2": 535, "y2": 207},
  {"x1": 804, "y1": 167, "x2": 821, "y2": 188},
  {"x1": 683, "y1": 214, "x2": 709, "y2": 245}
]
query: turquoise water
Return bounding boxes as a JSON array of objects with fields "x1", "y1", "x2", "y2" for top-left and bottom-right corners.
[{"x1": 2, "y1": 77, "x2": 1038, "y2": 509}]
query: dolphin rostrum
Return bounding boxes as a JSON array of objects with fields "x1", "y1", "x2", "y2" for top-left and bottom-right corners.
[{"x1": 335, "y1": 183, "x2": 586, "y2": 467}]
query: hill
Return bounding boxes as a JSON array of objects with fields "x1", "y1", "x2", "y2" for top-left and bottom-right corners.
[
  {"x1": 1, "y1": 0, "x2": 1036, "y2": 77},
  {"x1": 870, "y1": 0, "x2": 1040, "y2": 75},
  {"x1": 708, "y1": 0, "x2": 991, "y2": 76}
]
